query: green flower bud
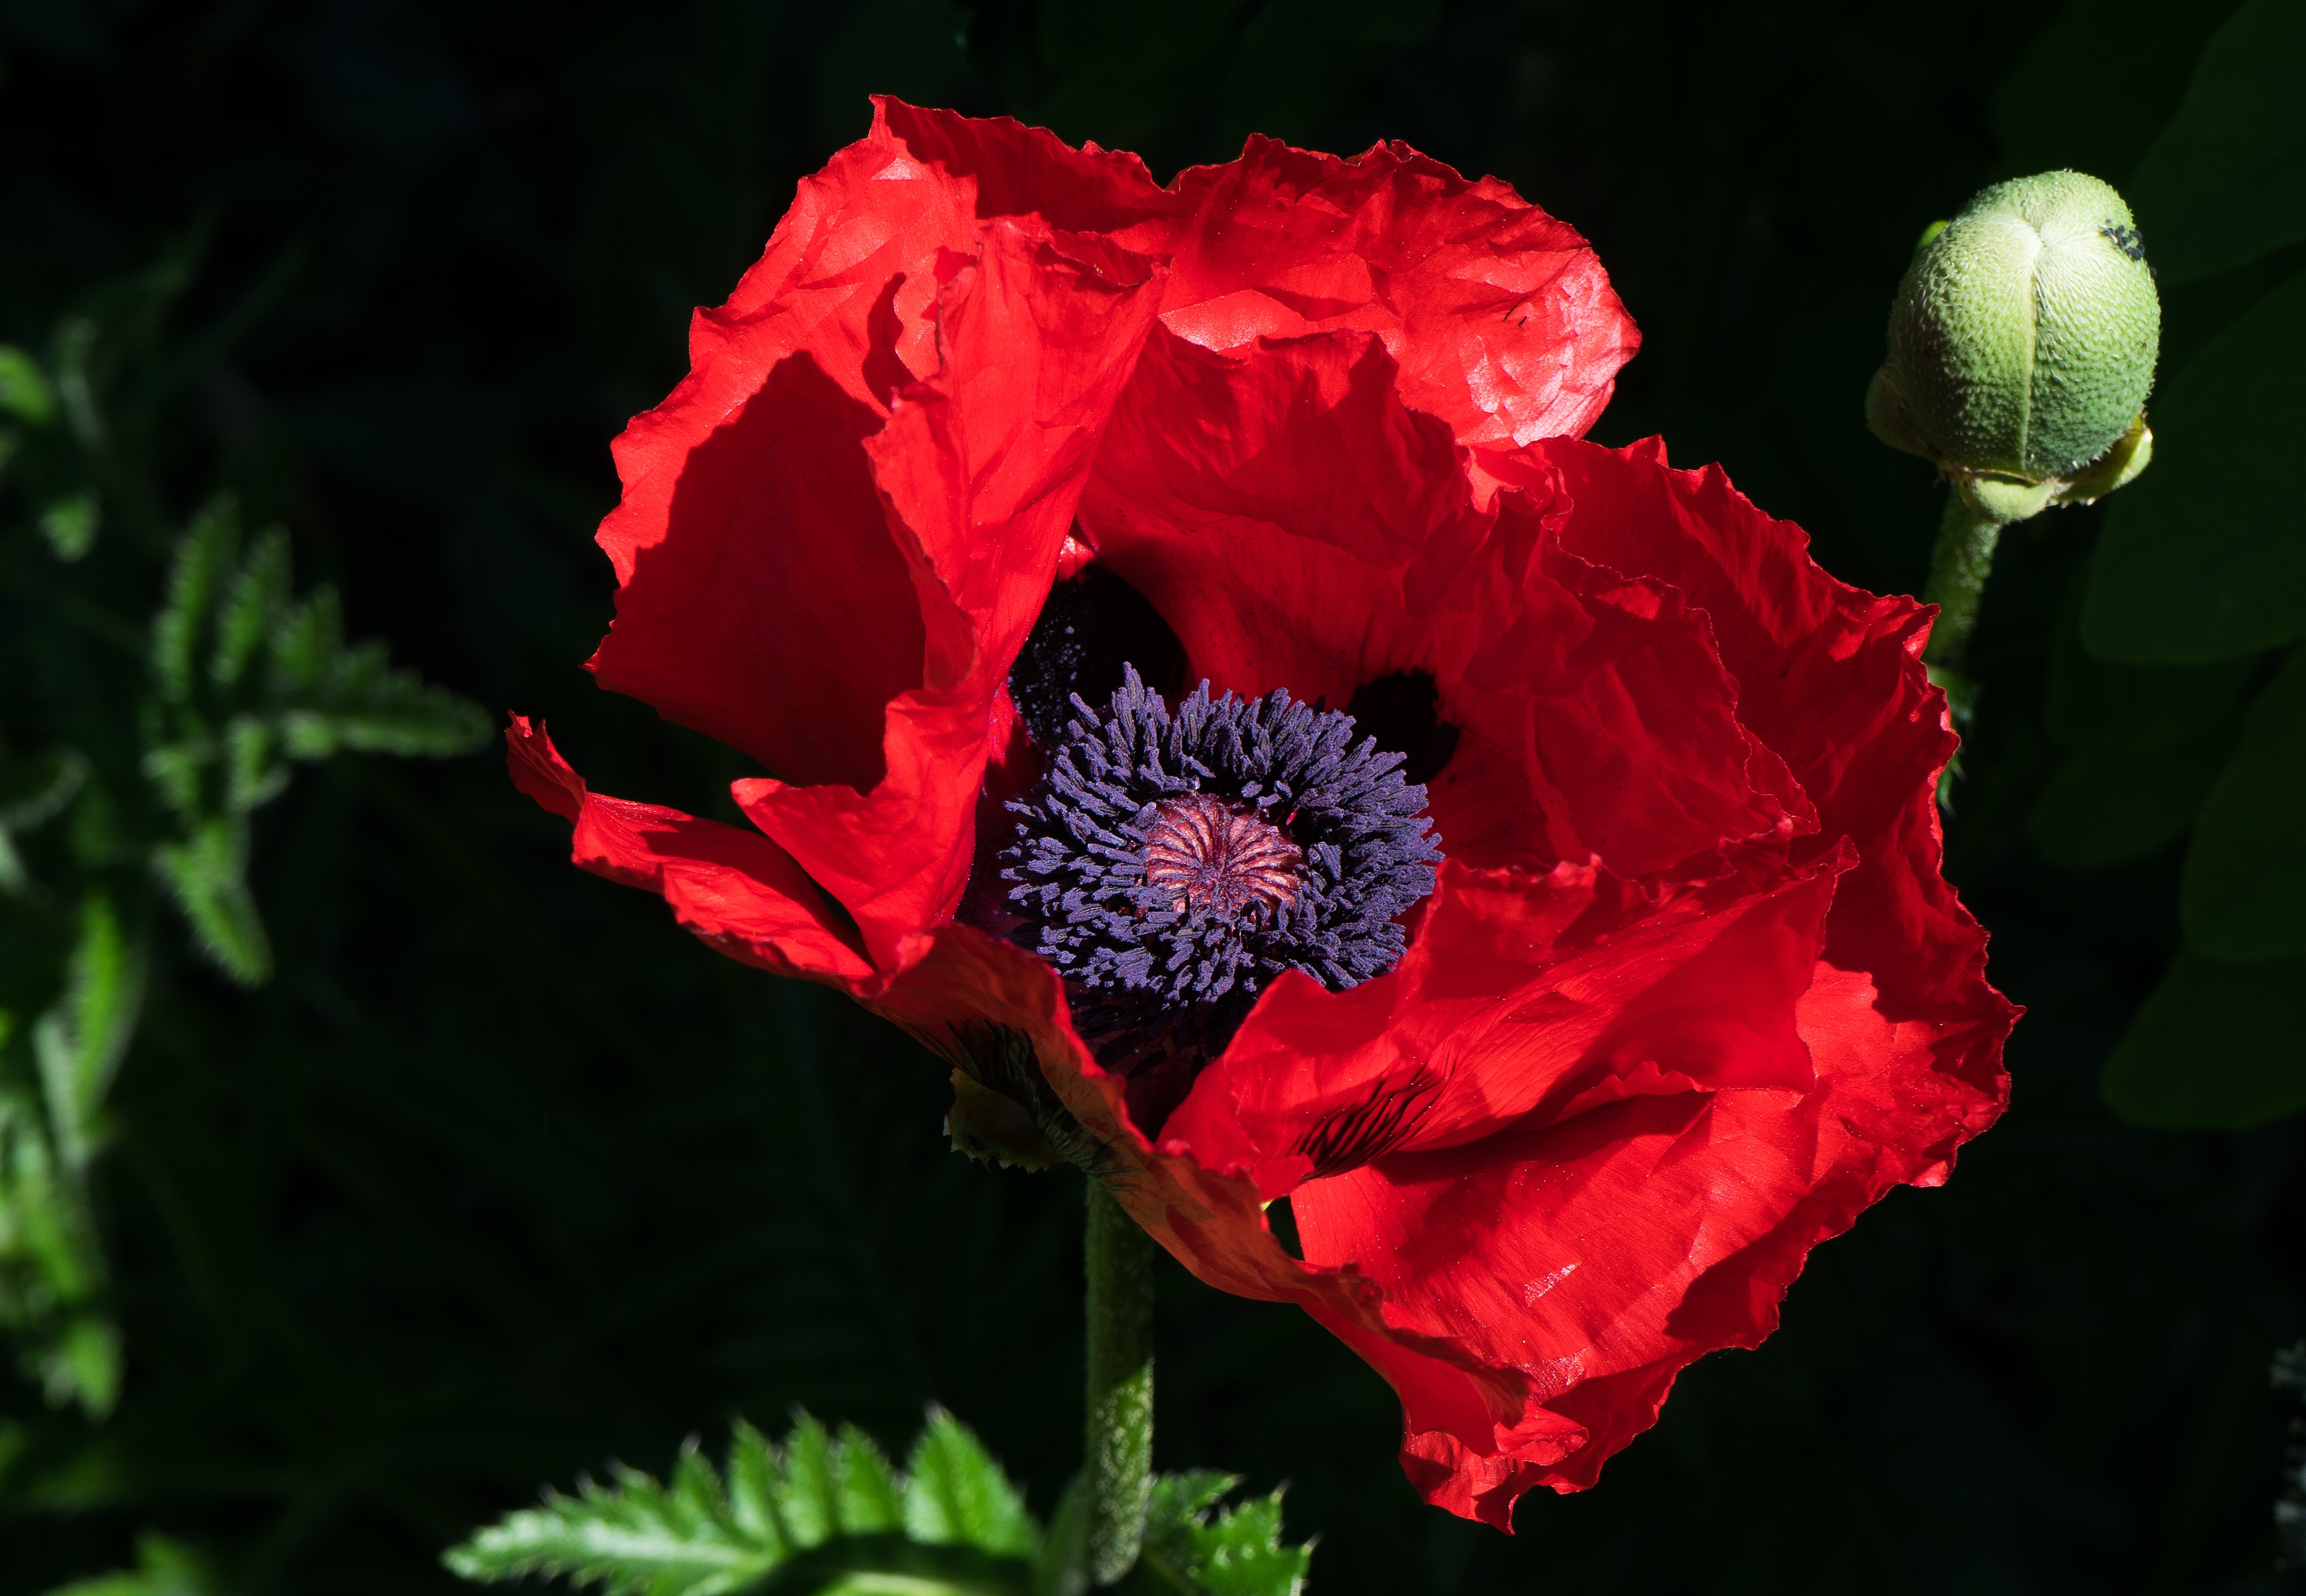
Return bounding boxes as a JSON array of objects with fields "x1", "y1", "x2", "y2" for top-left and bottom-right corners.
[{"x1": 1868, "y1": 170, "x2": 2160, "y2": 521}]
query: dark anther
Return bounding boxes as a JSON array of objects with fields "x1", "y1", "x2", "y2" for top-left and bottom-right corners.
[
  {"x1": 1009, "y1": 561, "x2": 1188, "y2": 749},
  {"x1": 1293, "y1": 1068, "x2": 1444, "y2": 1179},
  {"x1": 1004, "y1": 666, "x2": 1443, "y2": 1134},
  {"x1": 1345, "y1": 671, "x2": 1460, "y2": 787}
]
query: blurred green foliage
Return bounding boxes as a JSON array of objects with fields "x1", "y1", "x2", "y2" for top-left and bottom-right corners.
[
  {"x1": 0, "y1": 1, "x2": 2298, "y2": 1593},
  {"x1": 0, "y1": 234, "x2": 485, "y2": 1431}
]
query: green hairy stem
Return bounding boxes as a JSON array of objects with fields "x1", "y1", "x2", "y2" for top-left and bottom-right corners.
[
  {"x1": 1921, "y1": 490, "x2": 2005, "y2": 675},
  {"x1": 1084, "y1": 1178, "x2": 1156, "y2": 1585}
]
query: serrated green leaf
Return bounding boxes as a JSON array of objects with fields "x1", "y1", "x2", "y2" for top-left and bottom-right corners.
[
  {"x1": 30, "y1": 893, "x2": 145, "y2": 1172},
  {"x1": 2181, "y1": 649, "x2": 2306, "y2": 958},
  {"x1": 2127, "y1": 0, "x2": 2306, "y2": 284},
  {"x1": 2103, "y1": 949, "x2": 2306, "y2": 1128},
  {"x1": 445, "y1": 1463, "x2": 776, "y2": 1596},
  {"x1": 222, "y1": 716, "x2": 288, "y2": 813},
  {"x1": 1, "y1": 970, "x2": 124, "y2": 1418},
  {"x1": 1133, "y1": 1474, "x2": 1308, "y2": 1596},
  {"x1": 0, "y1": 344, "x2": 54, "y2": 425},
  {"x1": 153, "y1": 813, "x2": 269, "y2": 985},
  {"x1": 153, "y1": 498, "x2": 239, "y2": 705},
  {"x1": 448, "y1": 1412, "x2": 1043, "y2": 1596},
  {"x1": 267, "y1": 584, "x2": 341, "y2": 692},
  {"x1": 724, "y1": 1419, "x2": 788, "y2": 1559},
  {"x1": 211, "y1": 528, "x2": 291, "y2": 690},
  {"x1": 782, "y1": 1412, "x2": 839, "y2": 1550},
  {"x1": 903, "y1": 1407, "x2": 1036, "y2": 1557},
  {"x1": 835, "y1": 1424, "x2": 905, "y2": 1535},
  {"x1": 2082, "y1": 269, "x2": 2306, "y2": 664}
]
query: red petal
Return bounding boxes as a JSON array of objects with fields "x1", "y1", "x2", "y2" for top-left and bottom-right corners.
[
  {"x1": 727, "y1": 222, "x2": 1166, "y2": 970},
  {"x1": 876, "y1": 98, "x2": 1180, "y2": 246},
  {"x1": 1290, "y1": 956, "x2": 2004, "y2": 1507},
  {"x1": 585, "y1": 98, "x2": 1166, "y2": 972},
  {"x1": 1511, "y1": 438, "x2": 2016, "y2": 1084},
  {"x1": 869, "y1": 103, "x2": 1638, "y2": 448},
  {"x1": 1159, "y1": 138, "x2": 1638, "y2": 446},
  {"x1": 503, "y1": 716, "x2": 872, "y2": 985},
  {"x1": 1161, "y1": 846, "x2": 1849, "y2": 1196},
  {"x1": 1079, "y1": 326, "x2": 1798, "y2": 878},
  {"x1": 592, "y1": 103, "x2": 979, "y2": 787}
]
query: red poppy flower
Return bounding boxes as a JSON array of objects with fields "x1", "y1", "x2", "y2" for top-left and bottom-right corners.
[{"x1": 507, "y1": 101, "x2": 2013, "y2": 1530}]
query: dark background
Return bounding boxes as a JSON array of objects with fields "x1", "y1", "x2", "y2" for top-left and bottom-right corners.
[{"x1": 3, "y1": 0, "x2": 2300, "y2": 1590}]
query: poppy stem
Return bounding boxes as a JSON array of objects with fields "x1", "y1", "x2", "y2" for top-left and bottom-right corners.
[
  {"x1": 1920, "y1": 490, "x2": 2003, "y2": 681},
  {"x1": 1084, "y1": 1176, "x2": 1154, "y2": 1585}
]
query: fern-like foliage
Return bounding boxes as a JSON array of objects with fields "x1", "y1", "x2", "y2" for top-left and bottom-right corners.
[
  {"x1": 447, "y1": 1413, "x2": 1312, "y2": 1596},
  {"x1": 145, "y1": 495, "x2": 489, "y2": 983},
  {"x1": 1133, "y1": 1473, "x2": 1310, "y2": 1596},
  {"x1": 0, "y1": 258, "x2": 489, "y2": 1414},
  {"x1": 447, "y1": 1408, "x2": 1036, "y2": 1596}
]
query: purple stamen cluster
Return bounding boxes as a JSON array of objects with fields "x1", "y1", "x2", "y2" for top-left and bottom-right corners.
[{"x1": 1003, "y1": 665, "x2": 1441, "y2": 1068}]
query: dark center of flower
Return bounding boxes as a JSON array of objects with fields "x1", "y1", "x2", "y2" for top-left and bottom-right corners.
[
  {"x1": 1142, "y1": 792, "x2": 1303, "y2": 917},
  {"x1": 1003, "y1": 659, "x2": 1442, "y2": 1129}
]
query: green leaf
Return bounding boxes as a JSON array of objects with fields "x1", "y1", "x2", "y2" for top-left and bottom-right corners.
[
  {"x1": 1029, "y1": 1476, "x2": 1088, "y2": 1596},
  {"x1": 724, "y1": 1419, "x2": 791, "y2": 1561},
  {"x1": 222, "y1": 716, "x2": 288, "y2": 813},
  {"x1": 2030, "y1": 728, "x2": 2241, "y2": 870},
  {"x1": 210, "y1": 528, "x2": 290, "y2": 690},
  {"x1": 903, "y1": 1407, "x2": 1036, "y2": 1557},
  {"x1": 2126, "y1": 0, "x2": 2306, "y2": 283},
  {"x1": 39, "y1": 494, "x2": 99, "y2": 562},
  {"x1": 834, "y1": 1424, "x2": 905, "y2": 1535},
  {"x1": 0, "y1": 897, "x2": 140, "y2": 1417},
  {"x1": 0, "y1": 343, "x2": 55, "y2": 426},
  {"x1": 780, "y1": 1412, "x2": 839, "y2": 1550},
  {"x1": 2080, "y1": 269, "x2": 2306, "y2": 664},
  {"x1": 271, "y1": 612, "x2": 490, "y2": 760},
  {"x1": 448, "y1": 1410, "x2": 1042, "y2": 1596},
  {"x1": 44, "y1": 1533, "x2": 215, "y2": 1596},
  {"x1": 1990, "y1": 0, "x2": 2241, "y2": 185},
  {"x1": 153, "y1": 813, "x2": 269, "y2": 985},
  {"x1": 0, "y1": 747, "x2": 89, "y2": 895},
  {"x1": 1132, "y1": 1474, "x2": 1309, "y2": 1596},
  {"x1": 152, "y1": 498, "x2": 239, "y2": 706},
  {"x1": 30, "y1": 894, "x2": 146, "y2": 1173},
  {"x1": 2181, "y1": 649, "x2": 2306, "y2": 958},
  {"x1": 446, "y1": 1450, "x2": 774, "y2": 1596},
  {"x1": 2103, "y1": 949, "x2": 2306, "y2": 1128}
]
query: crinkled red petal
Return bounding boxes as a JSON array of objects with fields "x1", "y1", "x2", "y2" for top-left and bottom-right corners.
[
  {"x1": 1079, "y1": 325, "x2": 1795, "y2": 878},
  {"x1": 1064, "y1": 347, "x2": 2007, "y2": 1524},
  {"x1": 1158, "y1": 137, "x2": 1637, "y2": 446},
  {"x1": 505, "y1": 716, "x2": 872, "y2": 986},
  {"x1": 585, "y1": 101, "x2": 1166, "y2": 971},
  {"x1": 870, "y1": 100, "x2": 1636, "y2": 448},
  {"x1": 728, "y1": 220, "x2": 1165, "y2": 970}
]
